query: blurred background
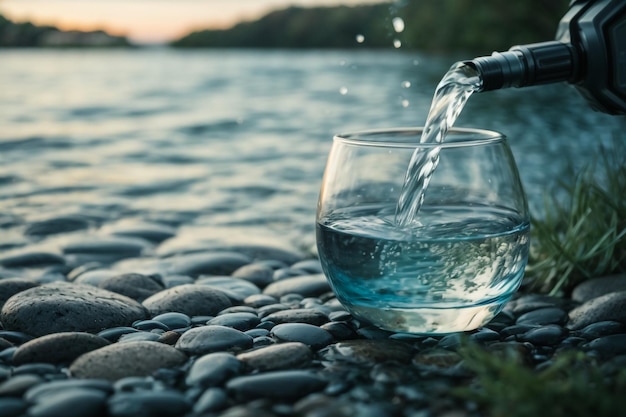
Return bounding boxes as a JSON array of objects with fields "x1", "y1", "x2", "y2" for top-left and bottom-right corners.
[{"x1": 0, "y1": 0, "x2": 624, "y2": 253}]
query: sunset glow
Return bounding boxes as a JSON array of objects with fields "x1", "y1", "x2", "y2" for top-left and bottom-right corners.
[{"x1": 0, "y1": 0, "x2": 388, "y2": 44}]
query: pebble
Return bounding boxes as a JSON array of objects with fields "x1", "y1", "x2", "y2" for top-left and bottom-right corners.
[
  {"x1": 321, "y1": 339, "x2": 414, "y2": 364},
  {"x1": 500, "y1": 324, "x2": 540, "y2": 338},
  {"x1": 320, "y1": 321, "x2": 358, "y2": 340},
  {"x1": 519, "y1": 325, "x2": 568, "y2": 345},
  {"x1": 263, "y1": 274, "x2": 331, "y2": 298},
  {"x1": 166, "y1": 252, "x2": 252, "y2": 277},
  {"x1": 271, "y1": 323, "x2": 334, "y2": 350},
  {"x1": 290, "y1": 259, "x2": 323, "y2": 274},
  {"x1": 579, "y1": 321, "x2": 626, "y2": 340},
  {"x1": 12, "y1": 363, "x2": 59, "y2": 376},
  {"x1": 0, "y1": 330, "x2": 34, "y2": 344},
  {"x1": 207, "y1": 312, "x2": 261, "y2": 331},
  {"x1": 175, "y1": 325, "x2": 253, "y2": 355},
  {"x1": 243, "y1": 294, "x2": 277, "y2": 308},
  {"x1": 0, "y1": 398, "x2": 27, "y2": 417},
  {"x1": 196, "y1": 276, "x2": 261, "y2": 301},
  {"x1": 24, "y1": 379, "x2": 113, "y2": 403},
  {"x1": 132, "y1": 319, "x2": 170, "y2": 332},
  {"x1": 237, "y1": 342, "x2": 312, "y2": 371},
  {"x1": 261, "y1": 308, "x2": 329, "y2": 326},
  {"x1": 192, "y1": 387, "x2": 229, "y2": 414},
  {"x1": 118, "y1": 331, "x2": 161, "y2": 343},
  {"x1": 226, "y1": 370, "x2": 327, "y2": 401},
  {"x1": 0, "y1": 373, "x2": 44, "y2": 396},
  {"x1": 105, "y1": 222, "x2": 176, "y2": 244},
  {"x1": 72, "y1": 270, "x2": 119, "y2": 286},
  {"x1": 61, "y1": 236, "x2": 150, "y2": 259},
  {"x1": 0, "y1": 251, "x2": 65, "y2": 268},
  {"x1": 219, "y1": 244, "x2": 303, "y2": 266},
  {"x1": 567, "y1": 291, "x2": 626, "y2": 330},
  {"x1": 438, "y1": 333, "x2": 463, "y2": 350},
  {"x1": 469, "y1": 328, "x2": 501, "y2": 343},
  {"x1": 186, "y1": 352, "x2": 242, "y2": 387},
  {"x1": 12, "y1": 332, "x2": 110, "y2": 365},
  {"x1": 142, "y1": 284, "x2": 232, "y2": 317},
  {"x1": 27, "y1": 387, "x2": 108, "y2": 417},
  {"x1": 69, "y1": 341, "x2": 187, "y2": 381},
  {"x1": 583, "y1": 334, "x2": 626, "y2": 357},
  {"x1": 97, "y1": 327, "x2": 140, "y2": 342},
  {"x1": 108, "y1": 390, "x2": 191, "y2": 417},
  {"x1": 0, "y1": 282, "x2": 148, "y2": 337},
  {"x1": 24, "y1": 214, "x2": 91, "y2": 236},
  {"x1": 232, "y1": 263, "x2": 275, "y2": 288},
  {"x1": 516, "y1": 307, "x2": 568, "y2": 326},
  {"x1": 98, "y1": 273, "x2": 164, "y2": 302},
  {"x1": 0, "y1": 278, "x2": 39, "y2": 308},
  {"x1": 152, "y1": 312, "x2": 191, "y2": 330},
  {"x1": 571, "y1": 274, "x2": 626, "y2": 303}
]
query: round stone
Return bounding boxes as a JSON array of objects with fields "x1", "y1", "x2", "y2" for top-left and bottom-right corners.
[
  {"x1": 237, "y1": 342, "x2": 312, "y2": 371},
  {"x1": 271, "y1": 323, "x2": 334, "y2": 350},
  {"x1": 584, "y1": 334, "x2": 626, "y2": 357},
  {"x1": 152, "y1": 312, "x2": 191, "y2": 329},
  {"x1": 12, "y1": 332, "x2": 110, "y2": 365},
  {"x1": 166, "y1": 252, "x2": 252, "y2": 277},
  {"x1": 232, "y1": 264, "x2": 275, "y2": 288},
  {"x1": 0, "y1": 278, "x2": 39, "y2": 309},
  {"x1": 207, "y1": 313, "x2": 260, "y2": 331},
  {"x1": 579, "y1": 321, "x2": 626, "y2": 340},
  {"x1": 175, "y1": 325, "x2": 253, "y2": 355},
  {"x1": 24, "y1": 379, "x2": 113, "y2": 403},
  {"x1": 0, "y1": 282, "x2": 148, "y2": 337},
  {"x1": 142, "y1": 285, "x2": 232, "y2": 317},
  {"x1": 0, "y1": 251, "x2": 65, "y2": 268},
  {"x1": 98, "y1": 273, "x2": 164, "y2": 302},
  {"x1": 572, "y1": 275, "x2": 626, "y2": 303},
  {"x1": 69, "y1": 341, "x2": 187, "y2": 381},
  {"x1": 0, "y1": 398, "x2": 27, "y2": 417},
  {"x1": 0, "y1": 374, "x2": 44, "y2": 397},
  {"x1": 24, "y1": 214, "x2": 91, "y2": 236},
  {"x1": 516, "y1": 307, "x2": 568, "y2": 326},
  {"x1": 263, "y1": 274, "x2": 331, "y2": 298},
  {"x1": 27, "y1": 387, "x2": 108, "y2": 417},
  {"x1": 108, "y1": 390, "x2": 190, "y2": 417},
  {"x1": 192, "y1": 387, "x2": 229, "y2": 414},
  {"x1": 568, "y1": 291, "x2": 626, "y2": 330},
  {"x1": 196, "y1": 276, "x2": 261, "y2": 301},
  {"x1": 261, "y1": 308, "x2": 329, "y2": 326},
  {"x1": 61, "y1": 236, "x2": 150, "y2": 258},
  {"x1": 105, "y1": 222, "x2": 177, "y2": 244},
  {"x1": 519, "y1": 325, "x2": 568, "y2": 345},
  {"x1": 185, "y1": 352, "x2": 242, "y2": 387},
  {"x1": 226, "y1": 370, "x2": 326, "y2": 401}
]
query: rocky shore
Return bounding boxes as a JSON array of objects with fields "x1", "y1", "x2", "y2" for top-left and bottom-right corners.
[{"x1": 0, "y1": 218, "x2": 625, "y2": 416}]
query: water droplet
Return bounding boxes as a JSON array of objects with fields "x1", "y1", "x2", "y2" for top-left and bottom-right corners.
[
  {"x1": 392, "y1": 17, "x2": 405, "y2": 33},
  {"x1": 393, "y1": 39, "x2": 402, "y2": 49},
  {"x1": 402, "y1": 81, "x2": 411, "y2": 89},
  {"x1": 339, "y1": 86, "x2": 348, "y2": 95},
  {"x1": 355, "y1": 34, "x2": 365, "y2": 43},
  {"x1": 401, "y1": 99, "x2": 410, "y2": 108}
]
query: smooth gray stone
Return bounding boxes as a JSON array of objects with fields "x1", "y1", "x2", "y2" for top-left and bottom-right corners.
[
  {"x1": 207, "y1": 313, "x2": 260, "y2": 331},
  {"x1": 73, "y1": 270, "x2": 119, "y2": 286},
  {"x1": 98, "y1": 273, "x2": 164, "y2": 302},
  {"x1": 107, "y1": 222, "x2": 176, "y2": 244},
  {"x1": 237, "y1": 342, "x2": 312, "y2": 371},
  {"x1": 69, "y1": 341, "x2": 187, "y2": 382},
  {"x1": 519, "y1": 325, "x2": 568, "y2": 345},
  {"x1": 12, "y1": 332, "x2": 110, "y2": 365},
  {"x1": 579, "y1": 321, "x2": 626, "y2": 340},
  {"x1": 271, "y1": 323, "x2": 334, "y2": 350},
  {"x1": 209, "y1": 244, "x2": 303, "y2": 266},
  {"x1": 290, "y1": 259, "x2": 323, "y2": 274},
  {"x1": 175, "y1": 326, "x2": 253, "y2": 355},
  {"x1": 142, "y1": 284, "x2": 232, "y2": 317},
  {"x1": 516, "y1": 307, "x2": 568, "y2": 326},
  {"x1": 263, "y1": 274, "x2": 331, "y2": 298},
  {"x1": 572, "y1": 275, "x2": 626, "y2": 303},
  {"x1": 27, "y1": 387, "x2": 108, "y2": 417},
  {"x1": 0, "y1": 373, "x2": 43, "y2": 396},
  {"x1": 0, "y1": 251, "x2": 65, "y2": 268},
  {"x1": 166, "y1": 252, "x2": 251, "y2": 277},
  {"x1": 61, "y1": 236, "x2": 150, "y2": 257},
  {"x1": 97, "y1": 327, "x2": 140, "y2": 342},
  {"x1": 261, "y1": 308, "x2": 329, "y2": 326},
  {"x1": 0, "y1": 278, "x2": 39, "y2": 309},
  {"x1": 226, "y1": 370, "x2": 326, "y2": 401},
  {"x1": 186, "y1": 352, "x2": 242, "y2": 387},
  {"x1": 108, "y1": 390, "x2": 190, "y2": 417},
  {"x1": 0, "y1": 397, "x2": 27, "y2": 417},
  {"x1": 152, "y1": 312, "x2": 191, "y2": 329},
  {"x1": 24, "y1": 378, "x2": 113, "y2": 403},
  {"x1": 0, "y1": 330, "x2": 34, "y2": 344},
  {"x1": 243, "y1": 294, "x2": 277, "y2": 308},
  {"x1": 196, "y1": 276, "x2": 260, "y2": 301},
  {"x1": 568, "y1": 291, "x2": 626, "y2": 330},
  {"x1": 584, "y1": 334, "x2": 626, "y2": 357},
  {"x1": 24, "y1": 214, "x2": 91, "y2": 236},
  {"x1": 0, "y1": 282, "x2": 148, "y2": 337},
  {"x1": 118, "y1": 331, "x2": 161, "y2": 343},
  {"x1": 11, "y1": 363, "x2": 58, "y2": 376},
  {"x1": 192, "y1": 387, "x2": 229, "y2": 414},
  {"x1": 232, "y1": 263, "x2": 275, "y2": 288}
]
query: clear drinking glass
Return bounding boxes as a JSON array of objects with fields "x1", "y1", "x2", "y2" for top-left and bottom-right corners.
[{"x1": 316, "y1": 128, "x2": 530, "y2": 334}]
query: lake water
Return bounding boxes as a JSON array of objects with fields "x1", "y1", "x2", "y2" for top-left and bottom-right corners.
[{"x1": 1, "y1": 49, "x2": 624, "y2": 253}]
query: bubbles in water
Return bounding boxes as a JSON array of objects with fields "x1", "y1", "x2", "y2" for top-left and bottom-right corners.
[
  {"x1": 339, "y1": 86, "x2": 348, "y2": 95},
  {"x1": 393, "y1": 39, "x2": 402, "y2": 49},
  {"x1": 402, "y1": 81, "x2": 411, "y2": 89},
  {"x1": 392, "y1": 17, "x2": 405, "y2": 33},
  {"x1": 401, "y1": 99, "x2": 410, "y2": 108},
  {"x1": 355, "y1": 34, "x2": 365, "y2": 43}
]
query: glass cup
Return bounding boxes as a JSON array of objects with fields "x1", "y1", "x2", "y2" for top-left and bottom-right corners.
[{"x1": 316, "y1": 128, "x2": 530, "y2": 334}]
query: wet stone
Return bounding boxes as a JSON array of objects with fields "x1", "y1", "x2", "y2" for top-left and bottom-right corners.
[
  {"x1": 208, "y1": 313, "x2": 260, "y2": 331},
  {"x1": 263, "y1": 274, "x2": 331, "y2": 298},
  {"x1": 160, "y1": 275, "x2": 194, "y2": 288},
  {"x1": 252, "y1": 336, "x2": 274, "y2": 348},
  {"x1": 98, "y1": 273, "x2": 164, "y2": 303},
  {"x1": 261, "y1": 308, "x2": 329, "y2": 326},
  {"x1": 579, "y1": 321, "x2": 626, "y2": 340},
  {"x1": 196, "y1": 276, "x2": 260, "y2": 301},
  {"x1": 500, "y1": 324, "x2": 540, "y2": 338},
  {"x1": 328, "y1": 311, "x2": 352, "y2": 322},
  {"x1": 97, "y1": 327, "x2": 140, "y2": 342},
  {"x1": 152, "y1": 312, "x2": 191, "y2": 330},
  {"x1": 24, "y1": 214, "x2": 91, "y2": 236},
  {"x1": 175, "y1": 325, "x2": 253, "y2": 355},
  {"x1": 516, "y1": 307, "x2": 568, "y2": 326},
  {"x1": 27, "y1": 387, "x2": 108, "y2": 417},
  {"x1": 12, "y1": 332, "x2": 110, "y2": 365},
  {"x1": 69, "y1": 341, "x2": 187, "y2": 381},
  {"x1": 244, "y1": 294, "x2": 277, "y2": 308},
  {"x1": 12, "y1": 363, "x2": 59, "y2": 376},
  {"x1": 157, "y1": 331, "x2": 181, "y2": 346},
  {"x1": 0, "y1": 330, "x2": 34, "y2": 345},
  {"x1": 469, "y1": 328, "x2": 501, "y2": 343},
  {"x1": 132, "y1": 319, "x2": 170, "y2": 332},
  {"x1": 0, "y1": 347, "x2": 18, "y2": 364},
  {"x1": 24, "y1": 378, "x2": 113, "y2": 403},
  {"x1": 0, "y1": 397, "x2": 27, "y2": 417},
  {"x1": 61, "y1": 236, "x2": 150, "y2": 258},
  {"x1": 257, "y1": 303, "x2": 290, "y2": 318},
  {"x1": 226, "y1": 370, "x2": 327, "y2": 401},
  {"x1": 0, "y1": 278, "x2": 39, "y2": 309},
  {"x1": 519, "y1": 325, "x2": 568, "y2": 346},
  {"x1": 583, "y1": 334, "x2": 626, "y2": 358},
  {"x1": 244, "y1": 328, "x2": 269, "y2": 338},
  {"x1": 567, "y1": 291, "x2": 626, "y2": 330},
  {"x1": 108, "y1": 390, "x2": 191, "y2": 417},
  {"x1": 113, "y1": 377, "x2": 155, "y2": 393},
  {"x1": 0, "y1": 282, "x2": 148, "y2": 337},
  {"x1": 192, "y1": 387, "x2": 229, "y2": 414},
  {"x1": 271, "y1": 323, "x2": 334, "y2": 350},
  {"x1": 142, "y1": 284, "x2": 232, "y2": 317},
  {"x1": 233, "y1": 264, "x2": 275, "y2": 289},
  {"x1": 0, "y1": 338, "x2": 13, "y2": 350},
  {"x1": 237, "y1": 342, "x2": 312, "y2": 371},
  {"x1": 0, "y1": 251, "x2": 65, "y2": 268},
  {"x1": 118, "y1": 331, "x2": 161, "y2": 343},
  {"x1": 166, "y1": 252, "x2": 251, "y2": 278},
  {"x1": 0, "y1": 373, "x2": 44, "y2": 396},
  {"x1": 186, "y1": 352, "x2": 242, "y2": 387},
  {"x1": 572, "y1": 275, "x2": 626, "y2": 303},
  {"x1": 438, "y1": 333, "x2": 463, "y2": 350},
  {"x1": 321, "y1": 339, "x2": 414, "y2": 364},
  {"x1": 73, "y1": 270, "x2": 119, "y2": 286}
]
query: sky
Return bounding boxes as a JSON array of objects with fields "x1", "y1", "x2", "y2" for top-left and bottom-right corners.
[{"x1": 0, "y1": 0, "x2": 389, "y2": 44}]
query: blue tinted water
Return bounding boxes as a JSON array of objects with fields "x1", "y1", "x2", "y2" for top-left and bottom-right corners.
[{"x1": 0, "y1": 49, "x2": 624, "y2": 251}]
